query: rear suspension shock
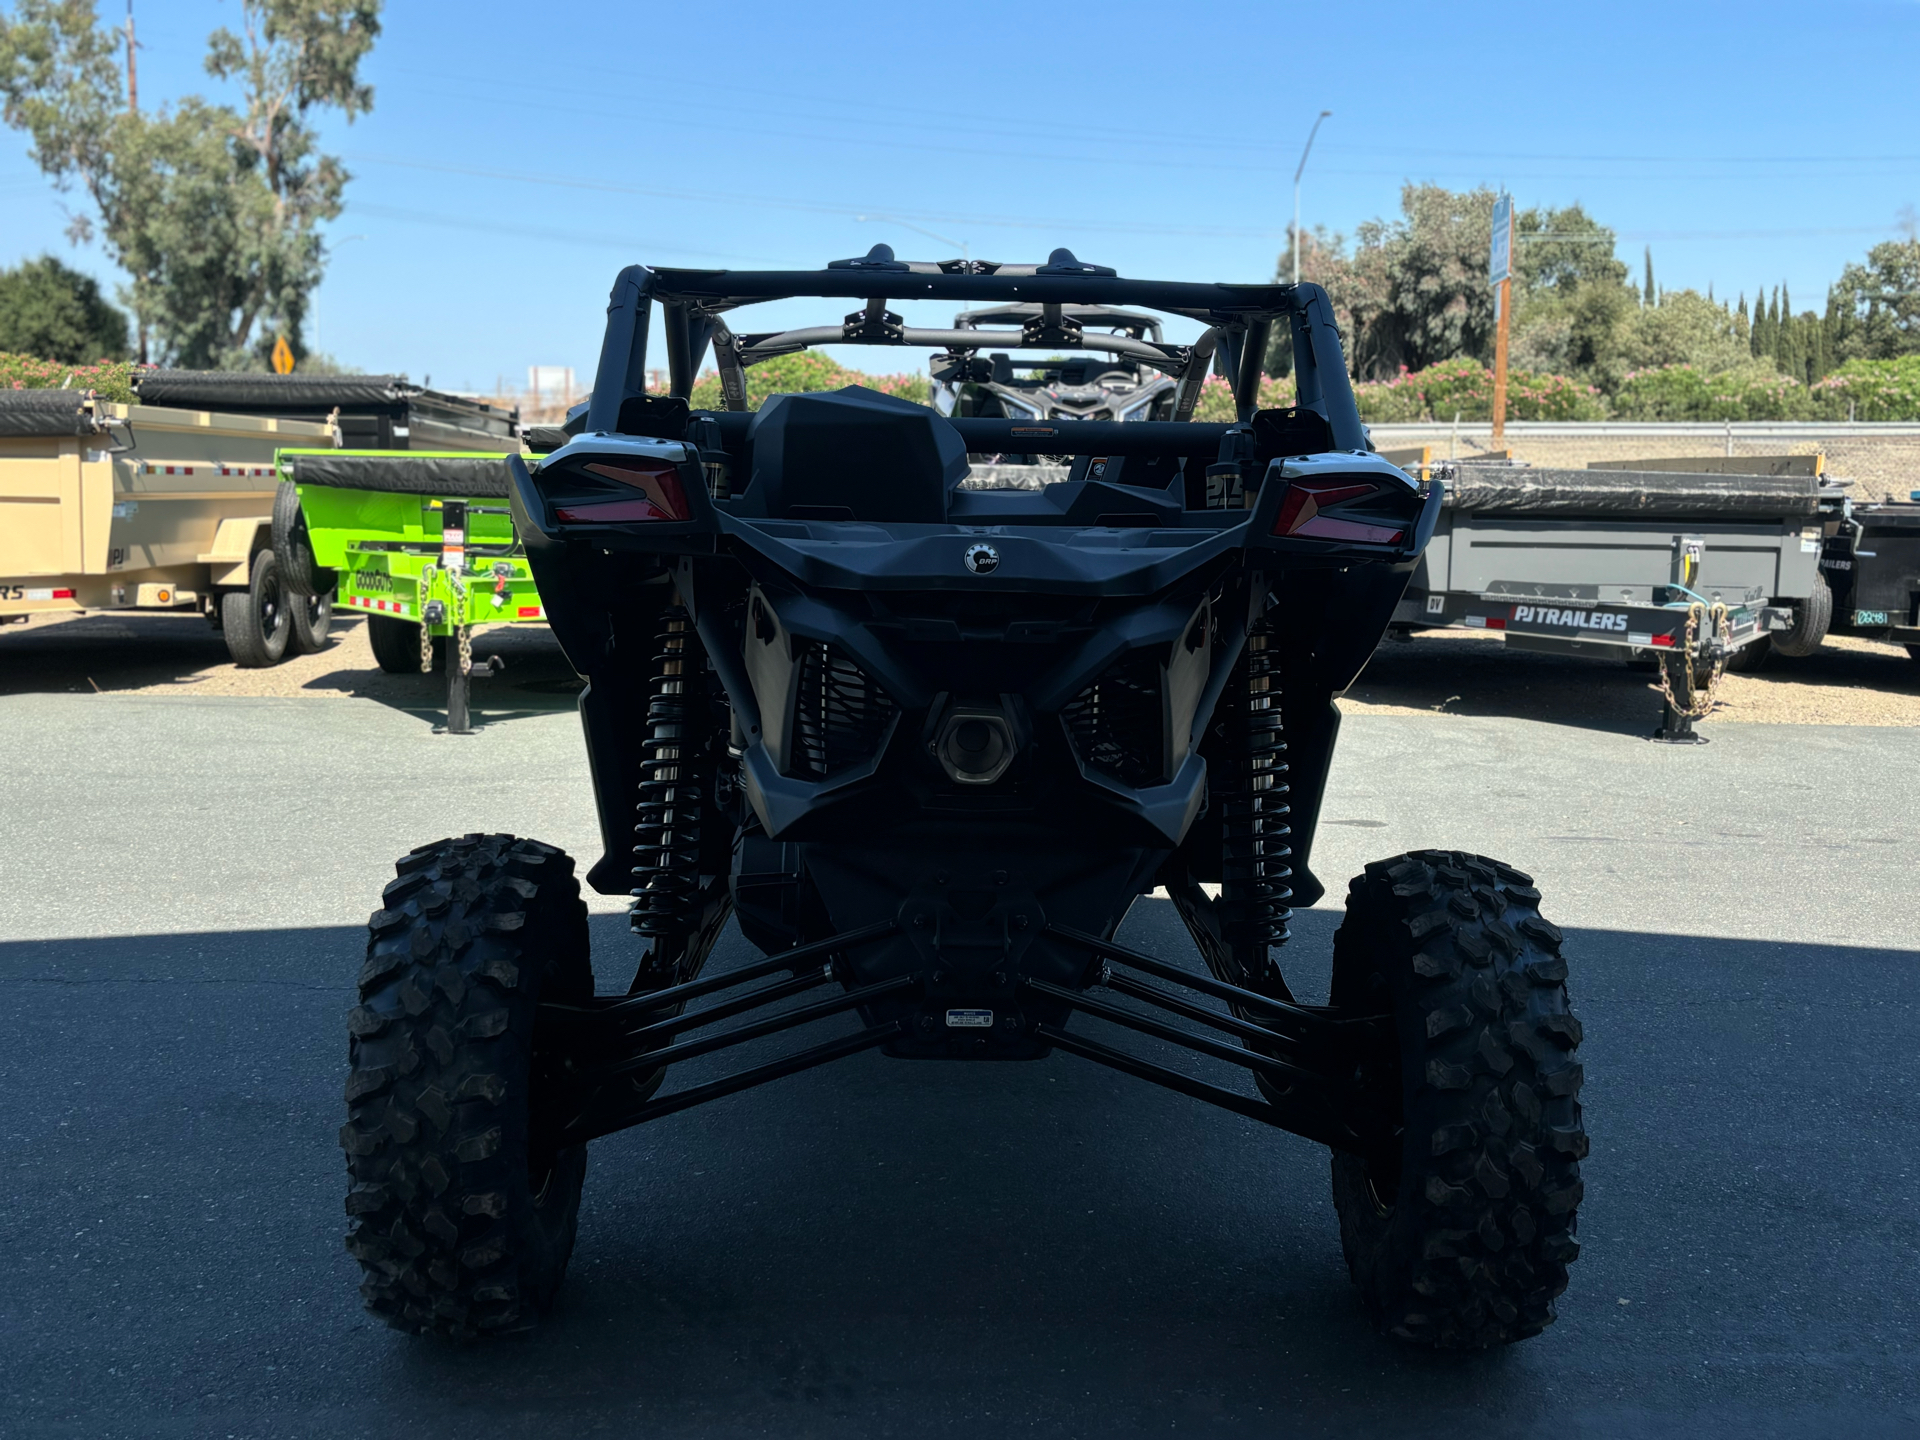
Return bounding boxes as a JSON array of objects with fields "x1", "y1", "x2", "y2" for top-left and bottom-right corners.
[
  {"x1": 1220, "y1": 623, "x2": 1294, "y2": 968},
  {"x1": 630, "y1": 608, "x2": 707, "y2": 940}
]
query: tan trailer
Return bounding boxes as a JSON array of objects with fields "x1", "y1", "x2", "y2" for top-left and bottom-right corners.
[{"x1": 0, "y1": 390, "x2": 334, "y2": 665}]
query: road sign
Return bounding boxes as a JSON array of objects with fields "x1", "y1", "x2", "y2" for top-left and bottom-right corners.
[
  {"x1": 271, "y1": 334, "x2": 295, "y2": 374},
  {"x1": 1489, "y1": 193, "x2": 1512, "y2": 285}
]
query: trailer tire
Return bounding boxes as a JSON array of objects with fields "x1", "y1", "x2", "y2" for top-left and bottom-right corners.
[
  {"x1": 220, "y1": 548, "x2": 291, "y2": 667},
  {"x1": 342, "y1": 833, "x2": 594, "y2": 1339},
  {"x1": 1328, "y1": 850, "x2": 1585, "y2": 1350},
  {"x1": 368, "y1": 614, "x2": 442, "y2": 673},
  {"x1": 290, "y1": 589, "x2": 334, "y2": 654},
  {"x1": 1724, "y1": 638, "x2": 1768, "y2": 672},
  {"x1": 1769, "y1": 572, "x2": 1832, "y2": 658},
  {"x1": 273, "y1": 480, "x2": 336, "y2": 598}
]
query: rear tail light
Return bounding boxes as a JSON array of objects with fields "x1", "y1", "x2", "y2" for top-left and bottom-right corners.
[
  {"x1": 1272, "y1": 480, "x2": 1404, "y2": 545},
  {"x1": 553, "y1": 459, "x2": 689, "y2": 523}
]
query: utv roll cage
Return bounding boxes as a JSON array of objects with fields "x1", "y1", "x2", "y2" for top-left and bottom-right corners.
[{"x1": 583, "y1": 245, "x2": 1368, "y2": 445}]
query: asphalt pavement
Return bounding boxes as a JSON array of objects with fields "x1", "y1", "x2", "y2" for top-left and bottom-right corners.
[{"x1": 0, "y1": 690, "x2": 1914, "y2": 1437}]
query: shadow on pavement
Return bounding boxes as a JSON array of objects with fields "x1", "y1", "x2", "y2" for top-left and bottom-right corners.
[
  {"x1": 1347, "y1": 628, "x2": 1917, "y2": 735},
  {"x1": 0, "y1": 608, "x2": 584, "y2": 729},
  {"x1": 2, "y1": 904, "x2": 1913, "y2": 1437}
]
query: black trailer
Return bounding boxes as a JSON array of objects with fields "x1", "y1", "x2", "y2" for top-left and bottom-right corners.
[
  {"x1": 1824, "y1": 496, "x2": 1919, "y2": 660},
  {"x1": 131, "y1": 372, "x2": 519, "y2": 452},
  {"x1": 1391, "y1": 461, "x2": 1829, "y2": 739}
]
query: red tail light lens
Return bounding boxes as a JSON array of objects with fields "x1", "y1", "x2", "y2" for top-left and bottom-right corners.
[
  {"x1": 1272, "y1": 480, "x2": 1403, "y2": 545},
  {"x1": 554, "y1": 459, "x2": 689, "y2": 523}
]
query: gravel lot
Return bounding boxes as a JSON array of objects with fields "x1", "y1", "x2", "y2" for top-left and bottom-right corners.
[{"x1": 3, "y1": 609, "x2": 1914, "y2": 732}]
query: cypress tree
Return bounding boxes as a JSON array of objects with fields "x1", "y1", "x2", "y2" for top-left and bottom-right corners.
[
  {"x1": 1643, "y1": 247, "x2": 1656, "y2": 306},
  {"x1": 1751, "y1": 285, "x2": 1768, "y2": 356}
]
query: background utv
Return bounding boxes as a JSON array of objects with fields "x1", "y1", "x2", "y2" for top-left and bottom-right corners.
[{"x1": 340, "y1": 247, "x2": 1586, "y2": 1349}]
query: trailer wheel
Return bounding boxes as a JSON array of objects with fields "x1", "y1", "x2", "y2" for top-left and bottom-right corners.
[
  {"x1": 290, "y1": 589, "x2": 334, "y2": 654},
  {"x1": 220, "y1": 548, "x2": 291, "y2": 667},
  {"x1": 368, "y1": 614, "x2": 443, "y2": 673},
  {"x1": 1769, "y1": 572, "x2": 1832, "y2": 658},
  {"x1": 272, "y1": 480, "x2": 336, "y2": 598},
  {"x1": 342, "y1": 833, "x2": 594, "y2": 1339},
  {"x1": 1328, "y1": 850, "x2": 1585, "y2": 1350}
]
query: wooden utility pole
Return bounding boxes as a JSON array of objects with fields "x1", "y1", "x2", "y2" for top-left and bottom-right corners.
[
  {"x1": 1489, "y1": 192, "x2": 1513, "y2": 445},
  {"x1": 124, "y1": 1, "x2": 138, "y2": 113}
]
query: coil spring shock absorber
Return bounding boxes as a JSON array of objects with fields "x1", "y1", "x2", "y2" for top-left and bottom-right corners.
[
  {"x1": 630, "y1": 608, "x2": 705, "y2": 939},
  {"x1": 1220, "y1": 623, "x2": 1294, "y2": 970}
]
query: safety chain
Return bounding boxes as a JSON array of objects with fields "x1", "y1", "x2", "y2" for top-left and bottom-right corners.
[
  {"x1": 417, "y1": 563, "x2": 434, "y2": 673},
  {"x1": 1655, "y1": 600, "x2": 1733, "y2": 720},
  {"x1": 449, "y1": 566, "x2": 472, "y2": 677}
]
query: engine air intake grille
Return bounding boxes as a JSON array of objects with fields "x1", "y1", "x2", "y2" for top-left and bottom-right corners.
[
  {"x1": 790, "y1": 642, "x2": 896, "y2": 779},
  {"x1": 1061, "y1": 648, "x2": 1164, "y2": 787}
]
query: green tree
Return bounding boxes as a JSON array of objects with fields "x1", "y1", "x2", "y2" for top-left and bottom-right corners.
[
  {"x1": 0, "y1": 0, "x2": 380, "y2": 368},
  {"x1": 0, "y1": 251, "x2": 126, "y2": 360},
  {"x1": 1642, "y1": 247, "x2": 1655, "y2": 306},
  {"x1": 1826, "y1": 238, "x2": 1920, "y2": 363}
]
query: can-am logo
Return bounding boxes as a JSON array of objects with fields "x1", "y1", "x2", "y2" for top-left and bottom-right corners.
[
  {"x1": 1512, "y1": 604, "x2": 1627, "y2": 632},
  {"x1": 963, "y1": 543, "x2": 1000, "y2": 575}
]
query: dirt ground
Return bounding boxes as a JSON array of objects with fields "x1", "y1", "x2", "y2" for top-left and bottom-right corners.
[
  {"x1": 1342, "y1": 627, "x2": 1916, "y2": 731},
  {"x1": 1, "y1": 608, "x2": 1914, "y2": 733},
  {"x1": 0, "y1": 609, "x2": 586, "y2": 725}
]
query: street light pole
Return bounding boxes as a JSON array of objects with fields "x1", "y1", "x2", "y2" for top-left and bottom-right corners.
[{"x1": 1291, "y1": 110, "x2": 1332, "y2": 286}]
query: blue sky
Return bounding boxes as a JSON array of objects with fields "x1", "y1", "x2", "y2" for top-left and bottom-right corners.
[{"x1": 2, "y1": 0, "x2": 1915, "y2": 392}]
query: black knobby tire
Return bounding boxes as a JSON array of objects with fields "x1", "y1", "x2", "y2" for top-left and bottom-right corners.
[
  {"x1": 220, "y1": 547, "x2": 291, "y2": 667},
  {"x1": 342, "y1": 833, "x2": 595, "y2": 1339},
  {"x1": 1328, "y1": 849, "x2": 1586, "y2": 1349},
  {"x1": 1769, "y1": 572, "x2": 1832, "y2": 658},
  {"x1": 272, "y1": 479, "x2": 337, "y2": 598},
  {"x1": 290, "y1": 589, "x2": 334, "y2": 654},
  {"x1": 368, "y1": 613, "x2": 442, "y2": 674}
]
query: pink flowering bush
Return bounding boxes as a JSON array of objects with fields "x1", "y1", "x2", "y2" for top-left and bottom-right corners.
[
  {"x1": 1809, "y1": 356, "x2": 1919, "y2": 422},
  {"x1": 688, "y1": 350, "x2": 929, "y2": 410},
  {"x1": 1353, "y1": 367, "x2": 1427, "y2": 423},
  {"x1": 0, "y1": 352, "x2": 139, "y2": 403}
]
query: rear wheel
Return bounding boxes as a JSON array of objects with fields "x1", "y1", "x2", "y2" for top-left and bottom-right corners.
[
  {"x1": 1329, "y1": 850, "x2": 1586, "y2": 1349},
  {"x1": 220, "y1": 548, "x2": 290, "y2": 667},
  {"x1": 342, "y1": 833, "x2": 594, "y2": 1338},
  {"x1": 1769, "y1": 573, "x2": 1832, "y2": 658},
  {"x1": 368, "y1": 613, "x2": 441, "y2": 673},
  {"x1": 290, "y1": 589, "x2": 334, "y2": 654}
]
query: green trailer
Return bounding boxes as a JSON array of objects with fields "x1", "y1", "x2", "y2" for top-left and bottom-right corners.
[{"x1": 273, "y1": 449, "x2": 547, "y2": 732}]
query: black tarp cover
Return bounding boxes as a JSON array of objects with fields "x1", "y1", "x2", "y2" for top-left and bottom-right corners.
[
  {"x1": 0, "y1": 390, "x2": 100, "y2": 437},
  {"x1": 286, "y1": 452, "x2": 512, "y2": 498},
  {"x1": 135, "y1": 372, "x2": 423, "y2": 407},
  {"x1": 1445, "y1": 465, "x2": 1821, "y2": 518}
]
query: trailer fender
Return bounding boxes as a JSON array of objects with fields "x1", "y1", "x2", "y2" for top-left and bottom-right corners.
[{"x1": 196, "y1": 516, "x2": 273, "y2": 588}]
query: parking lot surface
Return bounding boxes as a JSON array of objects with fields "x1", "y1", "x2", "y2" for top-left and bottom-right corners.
[{"x1": 1, "y1": 665, "x2": 1915, "y2": 1436}]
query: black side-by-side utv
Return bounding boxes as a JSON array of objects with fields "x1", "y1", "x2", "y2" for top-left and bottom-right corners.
[{"x1": 341, "y1": 248, "x2": 1586, "y2": 1348}]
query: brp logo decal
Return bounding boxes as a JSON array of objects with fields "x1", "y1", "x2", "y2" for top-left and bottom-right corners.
[{"x1": 963, "y1": 543, "x2": 1000, "y2": 575}]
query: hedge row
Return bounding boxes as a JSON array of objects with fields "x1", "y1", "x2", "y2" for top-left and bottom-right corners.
[
  {"x1": 678, "y1": 349, "x2": 1921, "y2": 425},
  {"x1": 1350, "y1": 355, "x2": 1918, "y2": 424},
  {"x1": 1, "y1": 352, "x2": 139, "y2": 403}
]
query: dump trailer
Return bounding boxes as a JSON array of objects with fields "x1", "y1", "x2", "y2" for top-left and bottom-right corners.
[
  {"x1": 133, "y1": 371, "x2": 518, "y2": 452},
  {"x1": 1391, "y1": 460, "x2": 1826, "y2": 740},
  {"x1": 1824, "y1": 495, "x2": 1919, "y2": 659},
  {"x1": 274, "y1": 449, "x2": 547, "y2": 732},
  {"x1": 0, "y1": 390, "x2": 335, "y2": 665}
]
